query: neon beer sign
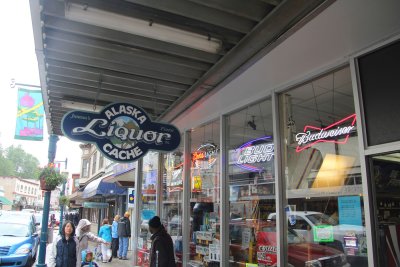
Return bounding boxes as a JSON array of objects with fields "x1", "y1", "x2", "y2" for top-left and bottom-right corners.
[
  {"x1": 192, "y1": 143, "x2": 218, "y2": 169},
  {"x1": 234, "y1": 136, "x2": 274, "y2": 172},
  {"x1": 295, "y1": 113, "x2": 356, "y2": 152}
]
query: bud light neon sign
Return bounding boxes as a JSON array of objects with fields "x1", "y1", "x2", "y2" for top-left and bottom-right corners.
[
  {"x1": 295, "y1": 114, "x2": 356, "y2": 152},
  {"x1": 62, "y1": 103, "x2": 181, "y2": 162},
  {"x1": 234, "y1": 136, "x2": 274, "y2": 172}
]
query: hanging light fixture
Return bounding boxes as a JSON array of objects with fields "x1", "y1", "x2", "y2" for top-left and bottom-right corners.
[{"x1": 65, "y1": 3, "x2": 222, "y2": 54}]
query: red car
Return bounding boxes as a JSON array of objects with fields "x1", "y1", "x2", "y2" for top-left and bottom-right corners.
[{"x1": 228, "y1": 219, "x2": 350, "y2": 267}]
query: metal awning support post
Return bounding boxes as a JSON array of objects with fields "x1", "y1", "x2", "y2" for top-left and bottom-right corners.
[
  {"x1": 37, "y1": 134, "x2": 59, "y2": 267},
  {"x1": 59, "y1": 181, "x2": 66, "y2": 235}
]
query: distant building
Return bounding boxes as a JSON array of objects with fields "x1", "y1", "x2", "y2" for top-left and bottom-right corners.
[{"x1": 0, "y1": 177, "x2": 41, "y2": 211}]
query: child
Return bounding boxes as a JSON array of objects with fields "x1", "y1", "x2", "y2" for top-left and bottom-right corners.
[{"x1": 81, "y1": 250, "x2": 99, "y2": 267}]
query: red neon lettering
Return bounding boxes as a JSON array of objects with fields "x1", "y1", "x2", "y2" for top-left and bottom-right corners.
[{"x1": 295, "y1": 113, "x2": 356, "y2": 152}]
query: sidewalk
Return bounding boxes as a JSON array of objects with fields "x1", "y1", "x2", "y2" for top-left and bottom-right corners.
[{"x1": 34, "y1": 230, "x2": 133, "y2": 267}]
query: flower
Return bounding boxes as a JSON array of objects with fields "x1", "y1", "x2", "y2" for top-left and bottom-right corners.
[{"x1": 38, "y1": 164, "x2": 66, "y2": 191}]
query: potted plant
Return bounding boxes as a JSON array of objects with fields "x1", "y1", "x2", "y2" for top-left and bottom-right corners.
[
  {"x1": 38, "y1": 164, "x2": 66, "y2": 191},
  {"x1": 59, "y1": 195, "x2": 70, "y2": 207}
]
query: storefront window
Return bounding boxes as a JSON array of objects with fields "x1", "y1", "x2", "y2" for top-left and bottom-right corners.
[
  {"x1": 279, "y1": 66, "x2": 368, "y2": 267},
  {"x1": 137, "y1": 151, "x2": 159, "y2": 266},
  {"x1": 188, "y1": 120, "x2": 220, "y2": 266},
  {"x1": 162, "y1": 144, "x2": 184, "y2": 266},
  {"x1": 227, "y1": 99, "x2": 276, "y2": 266}
]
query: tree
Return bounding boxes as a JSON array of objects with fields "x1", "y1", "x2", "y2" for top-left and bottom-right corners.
[
  {"x1": 0, "y1": 146, "x2": 14, "y2": 176},
  {"x1": 0, "y1": 145, "x2": 40, "y2": 179}
]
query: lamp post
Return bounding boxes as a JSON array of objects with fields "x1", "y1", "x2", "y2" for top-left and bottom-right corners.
[{"x1": 37, "y1": 135, "x2": 59, "y2": 267}]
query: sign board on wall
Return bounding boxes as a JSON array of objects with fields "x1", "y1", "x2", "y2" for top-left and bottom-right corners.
[
  {"x1": 338, "y1": 195, "x2": 362, "y2": 226},
  {"x1": 62, "y1": 103, "x2": 181, "y2": 162},
  {"x1": 128, "y1": 188, "x2": 134, "y2": 208}
]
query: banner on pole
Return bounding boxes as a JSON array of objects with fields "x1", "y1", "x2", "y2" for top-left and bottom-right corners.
[{"x1": 15, "y1": 88, "x2": 44, "y2": 141}]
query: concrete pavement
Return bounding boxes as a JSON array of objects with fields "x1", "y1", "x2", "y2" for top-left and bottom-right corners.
[{"x1": 34, "y1": 229, "x2": 133, "y2": 267}]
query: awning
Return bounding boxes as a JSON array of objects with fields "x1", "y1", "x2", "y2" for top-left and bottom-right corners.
[
  {"x1": 0, "y1": 196, "x2": 12, "y2": 205},
  {"x1": 103, "y1": 169, "x2": 135, "y2": 188},
  {"x1": 83, "y1": 202, "x2": 109, "y2": 208},
  {"x1": 83, "y1": 177, "x2": 127, "y2": 199},
  {"x1": 69, "y1": 191, "x2": 83, "y2": 201}
]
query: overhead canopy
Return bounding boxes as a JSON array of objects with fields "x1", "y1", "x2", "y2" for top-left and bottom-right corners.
[
  {"x1": 0, "y1": 196, "x2": 12, "y2": 205},
  {"x1": 83, "y1": 177, "x2": 126, "y2": 198},
  {"x1": 29, "y1": 0, "x2": 331, "y2": 135}
]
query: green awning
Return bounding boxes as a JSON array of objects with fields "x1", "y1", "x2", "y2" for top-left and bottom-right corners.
[
  {"x1": 83, "y1": 202, "x2": 109, "y2": 208},
  {"x1": 0, "y1": 196, "x2": 12, "y2": 205}
]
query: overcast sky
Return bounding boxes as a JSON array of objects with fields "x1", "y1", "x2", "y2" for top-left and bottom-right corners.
[{"x1": 0, "y1": 1, "x2": 82, "y2": 174}]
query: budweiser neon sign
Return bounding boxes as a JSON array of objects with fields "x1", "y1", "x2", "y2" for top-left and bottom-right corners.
[{"x1": 295, "y1": 113, "x2": 356, "y2": 152}]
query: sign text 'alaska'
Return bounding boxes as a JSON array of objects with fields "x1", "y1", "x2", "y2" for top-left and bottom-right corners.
[{"x1": 62, "y1": 103, "x2": 181, "y2": 162}]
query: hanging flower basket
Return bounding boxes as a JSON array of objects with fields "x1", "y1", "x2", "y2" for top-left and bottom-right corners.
[
  {"x1": 38, "y1": 165, "x2": 66, "y2": 191},
  {"x1": 59, "y1": 195, "x2": 70, "y2": 207}
]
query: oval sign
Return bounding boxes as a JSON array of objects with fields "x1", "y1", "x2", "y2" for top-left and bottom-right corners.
[{"x1": 62, "y1": 103, "x2": 181, "y2": 162}]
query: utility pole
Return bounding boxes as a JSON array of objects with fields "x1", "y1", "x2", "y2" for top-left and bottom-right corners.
[{"x1": 37, "y1": 134, "x2": 59, "y2": 267}]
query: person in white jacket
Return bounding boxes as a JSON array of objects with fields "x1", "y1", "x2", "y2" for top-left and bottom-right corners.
[
  {"x1": 48, "y1": 220, "x2": 80, "y2": 267},
  {"x1": 76, "y1": 219, "x2": 109, "y2": 263}
]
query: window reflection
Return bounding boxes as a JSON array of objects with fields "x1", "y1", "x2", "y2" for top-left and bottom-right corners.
[
  {"x1": 280, "y1": 66, "x2": 368, "y2": 267},
  {"x1": 227, "y1": 99, "x2": 277, "y2": 266}
]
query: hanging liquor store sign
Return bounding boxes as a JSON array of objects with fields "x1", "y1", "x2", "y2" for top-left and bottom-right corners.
[
  {"x1": 295, "y1": 113, "x2": 356, "y2": 152},
  {"x1": 62, "y1": 103, "x2": 181, "y2": 162}
]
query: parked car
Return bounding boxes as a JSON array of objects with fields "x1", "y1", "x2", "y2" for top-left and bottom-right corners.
[
  {"x1": 228, "y1": 219, "x2": 350, "y2": 267},
  {"x1": 21, "y1": 209, "x2": 35, "y2": 214},
  {"x1": 0, "y1": 211, "x2": 40, "y2": 267},
  {"x1": 268, "y1": 211, "x2": 367, "y2": 264}
]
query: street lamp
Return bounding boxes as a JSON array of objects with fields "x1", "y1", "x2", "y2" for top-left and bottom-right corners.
[{"x1": 37, "y1": 135, "x2": 59, "y2": 267}]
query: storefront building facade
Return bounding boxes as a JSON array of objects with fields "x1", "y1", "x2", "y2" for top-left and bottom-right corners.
[{"x1": 126, "y1": 1, "x2": 400, "y2": 266}]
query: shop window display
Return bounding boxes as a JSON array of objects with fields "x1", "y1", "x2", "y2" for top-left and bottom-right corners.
[
  {"x1": 188, "y1": 120, "x2": 220, "y2": 267},
  {"x1": 162, "y1": 146, "x2": 184, "y2": 266},
  {"x1": 227, "y1": 99, "x2": 276, "y2": 266},
  {"x1": 279, "y1": 67, "x2": 368, "y2": 267},
  {"x1": 136, "y1": 151, "x2": 159, "y2": 266}
]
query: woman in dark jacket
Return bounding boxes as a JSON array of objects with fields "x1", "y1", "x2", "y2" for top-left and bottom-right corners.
[
  {"x1": 48, "y1": 220, "x2": 80, "y2": 267},
  {"x1": 148, "y1": 216, "x2": 176, "y2": 267}
]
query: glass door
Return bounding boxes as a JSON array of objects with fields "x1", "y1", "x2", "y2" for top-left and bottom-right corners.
[{"x1": 370, "y1": 152, "x2": 400, "y2": 267}]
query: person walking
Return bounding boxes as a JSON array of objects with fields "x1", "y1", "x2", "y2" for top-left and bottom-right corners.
[
  {"x1": 76, "y1": 219, "x2": 109, "y2": 263},
  {"x1": 117, "y1": 212, "x2": 131, "y2": 260},
  {"x1": 48, "y1": 220, "x2": 79, "y2": 267},
  {"x1": 111, "y1": 215, "x2": 120, "y2": 260},
  {"x1": 98, "y1": 218, "x2": 112, "y2": 263},
  {"x1": 148, "y1": 216, "x2": 176, "y2": 267}
]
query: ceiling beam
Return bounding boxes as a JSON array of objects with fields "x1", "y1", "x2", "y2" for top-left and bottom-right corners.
[
  {"x1": 44, "y1": 39, "x2": 205, "y2": 79},
  {"x1": 45, "y1": 50, "x2": 197, "y2": 85},
  {"x1": 126, "y1": 0, "x2": 252, "y2": 33},
  {"x1": 47, "y1": 76, "x2": 178, "y2": 102},
  {"x1": 46, "y1": 59, "x2": 190, "y2": 91},
  {"x1": 188, "y1": 0, "x2": 271, "y2": 21},
  {"x1": 46, "y1": 69, "x2": 185, "y2": 98}
]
